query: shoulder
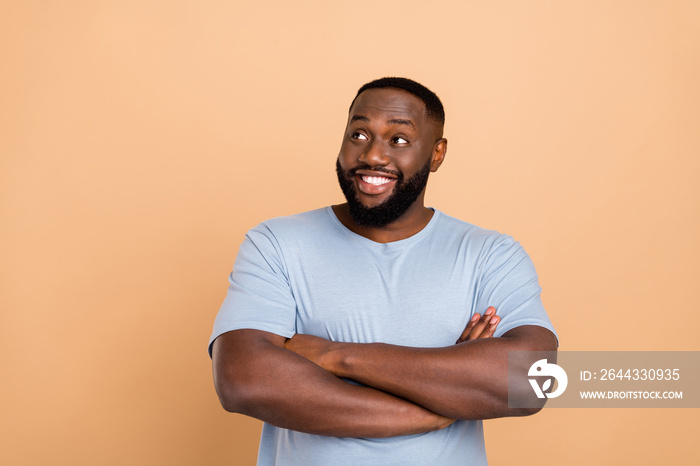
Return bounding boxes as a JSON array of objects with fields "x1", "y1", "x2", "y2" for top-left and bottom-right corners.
[
  {"x1": 244, "y1": 207, "x2": 339, "y2": 250},
  {"x1": 432, "y1": 210, "x2": 517, "y2": 252},
  {"x1": 249, "y1": 207, "x2": 330, "y2": 235},
  {"x1": 231, "y1": 208, "x2": 335, "y2": 278},
  {"x1": 429, "y1": 211, "x2": 535, "y2": 277}
]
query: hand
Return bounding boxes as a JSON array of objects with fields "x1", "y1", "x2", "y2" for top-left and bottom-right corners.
[{"x1": 456, "y1": 306, "x2": 499, "y2": 344}]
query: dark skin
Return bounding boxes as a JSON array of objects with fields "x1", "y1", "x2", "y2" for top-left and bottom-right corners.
[
  {"x1": 333, "y1": 87, "x2": 447, "y2": 243},
  {"x1": 212, "y1": 87, "x2": 557, "y2": 436},
  {"x1": 213, "y1": 311, "x2": 499, "y2": 437}
]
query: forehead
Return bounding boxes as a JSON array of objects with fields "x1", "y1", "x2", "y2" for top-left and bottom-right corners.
[{"x1": 348, "y1": 88, "x2": 428, "y2": 125}]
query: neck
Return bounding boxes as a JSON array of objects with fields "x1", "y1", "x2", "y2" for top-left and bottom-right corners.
[{"x1": 332, "y1": 199, "x2": 434, "y2": 243}]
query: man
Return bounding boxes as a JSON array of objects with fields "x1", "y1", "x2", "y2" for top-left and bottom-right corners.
[{"x1": 209, "y1": 77, "x2": 557, "y2": 465}]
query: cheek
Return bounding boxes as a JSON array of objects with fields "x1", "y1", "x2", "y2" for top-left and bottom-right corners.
[
  {"x1": 397, "y1": 152, "x2": 427, "y2": 172},
  {"x1": 335, "y1": 155, "x2": 353, "y2": 178},
  {"x1": 337, "y1": 147, "x2": 357, "y2": 168}
]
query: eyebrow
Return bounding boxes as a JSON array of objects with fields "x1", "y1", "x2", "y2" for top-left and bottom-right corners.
[
  {"x1": 350, "y1": 115, "x2": 416, "y2": 128},
  {"x1": 350, "y1": 115, "x2": 370, "y2": 123}
]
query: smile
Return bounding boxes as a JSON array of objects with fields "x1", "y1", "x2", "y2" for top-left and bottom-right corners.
[
  {"x1": 361, "y1": 175, "x2": 394, "y2": 186},
  {"x1": 355, "y1": 173, "x2": 398, "y2": 196}
]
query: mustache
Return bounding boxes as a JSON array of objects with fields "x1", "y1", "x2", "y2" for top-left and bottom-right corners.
[{"x1": 347, "y1": 164, "x2": 401, "y2": 178}]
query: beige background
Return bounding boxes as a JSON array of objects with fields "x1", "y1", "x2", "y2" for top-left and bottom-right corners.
[{"x1": 2, "y1": 1, "x2": 699, "y2": 465}]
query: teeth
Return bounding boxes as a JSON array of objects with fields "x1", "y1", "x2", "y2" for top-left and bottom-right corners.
[{"x1": 362, "y1": 175, "x2": 393, "y2": 186}]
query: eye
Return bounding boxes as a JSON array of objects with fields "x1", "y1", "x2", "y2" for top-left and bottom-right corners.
[
  {"x1": 352, "y1": 132, "x2": 368, "y2": 140},
  {"x1": 391, "y1": 136, "x2": 409, "y2": 144}
]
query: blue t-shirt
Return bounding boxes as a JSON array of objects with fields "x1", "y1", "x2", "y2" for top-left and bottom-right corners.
[{"x1": 209, "y1": 207, "x2": 556, "y2": 466}]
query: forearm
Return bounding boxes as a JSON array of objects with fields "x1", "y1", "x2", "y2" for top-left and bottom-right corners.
[
  {"x1": 212, "y1": 329, "x2": 453, "y2": 438},
  {"x1": 318, "y1": 326, "x2": 557, "y2": 420}
]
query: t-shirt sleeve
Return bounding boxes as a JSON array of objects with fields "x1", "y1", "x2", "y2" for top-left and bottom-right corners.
[
  {"x1": 476, "y1": 235, "x2": 557, "y2": 343},
  {"x1": 208, "y1": 225, "x2": 297, "y2": 357}
]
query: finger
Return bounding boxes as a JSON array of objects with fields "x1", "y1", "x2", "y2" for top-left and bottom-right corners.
[
  {"x1": 477, "y1": 315, "x2": 500, "y2": 339},
  {"x1": 466, "y1": 306, "x2": 496, "y2": 341},
  {"x1": 456, "y1": 313, "x2": 480, "y2": 343}
]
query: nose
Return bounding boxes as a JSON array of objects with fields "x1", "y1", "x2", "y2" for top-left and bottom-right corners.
[{"x1": 358, "y1": 139, "x2": 390, "y2": 167}]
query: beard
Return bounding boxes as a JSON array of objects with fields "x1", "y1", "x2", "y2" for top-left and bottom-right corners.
[{"x1": 335, "y1": 157, "x2": 431, "y2": 228}]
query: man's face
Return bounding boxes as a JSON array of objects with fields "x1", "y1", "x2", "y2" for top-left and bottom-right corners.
[{"x1": 336, "y1": 87, "x2": 445, "y2": 227}]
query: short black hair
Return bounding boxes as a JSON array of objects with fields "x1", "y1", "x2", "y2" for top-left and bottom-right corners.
[{"x1": 350, "y1": 77, "x2": 445, "y2": 125}]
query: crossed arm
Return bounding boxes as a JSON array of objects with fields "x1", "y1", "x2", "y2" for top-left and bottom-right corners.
[{"x1": 212, "y1": 307, "x2": 557, "y2": 438}]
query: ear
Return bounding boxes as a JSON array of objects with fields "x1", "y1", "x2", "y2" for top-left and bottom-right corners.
[{"x1": 430, "y1": 138, "x2": 447, "y2": 172}]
